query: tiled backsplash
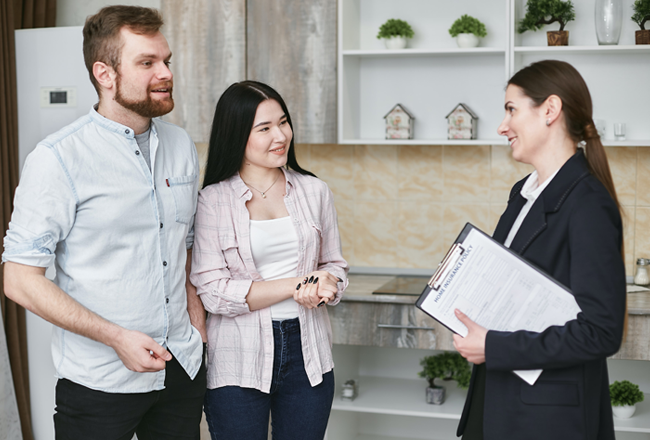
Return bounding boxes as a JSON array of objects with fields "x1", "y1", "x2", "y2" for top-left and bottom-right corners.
[{"x1": 196, "y1": 143, "x2": 648, "y2": 276}]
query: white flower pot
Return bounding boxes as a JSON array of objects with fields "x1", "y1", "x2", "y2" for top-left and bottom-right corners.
[
  {"x1": 456, "y1": 33, "x2": 480, "y2": 48},
  {"x1": 384, "y1": 36, "x2": 407, "y2": 50},
  {"x1": 612, "y1": 404, "x2": 636, "y2": 419}
]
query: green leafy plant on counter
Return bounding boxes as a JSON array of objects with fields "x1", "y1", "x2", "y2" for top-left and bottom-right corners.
[
  {"x1": 449, "y1": 15, "x2": 488, "y2": 38},
  {"x1": 518, "y1": 0, "x2": 576, "y2": 33},
  {"x1": 632, "y1": 0, "x2": 650, "y2": 30},
  {"x1": 376, "y1": 18, "x2": 415, "y2": 39},
  {"x1": 418, "y1": 352, "x2": 471, "y2": 389},
  {"x1": 610, "y1": 380, "x2": 645, "y2": 407}
]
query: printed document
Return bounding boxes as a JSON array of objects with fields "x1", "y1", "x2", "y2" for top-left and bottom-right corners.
[{"x1": 416, "y1": 224, "x2": 581, "y2": 385}]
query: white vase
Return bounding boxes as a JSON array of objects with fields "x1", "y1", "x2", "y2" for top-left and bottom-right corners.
[
  {"x1": 612, "y1": 404, "x2": 636, "y2": 419},
  {"x1": 456, "y1": 33, "x2": 479, "y2": 48},
  {"x1": 384, "y1": 36, "x2": 407, "y2": 50}
]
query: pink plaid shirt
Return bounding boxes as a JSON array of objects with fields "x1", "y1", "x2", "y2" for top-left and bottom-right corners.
[{"x1": 190, "y1": 168, "x2": 349, "y2": 392}]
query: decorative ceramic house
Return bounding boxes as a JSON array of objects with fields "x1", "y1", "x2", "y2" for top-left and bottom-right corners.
[
  {"x1": 384, "y1": 104, "x2": 414, "y2": 139},
  {"x1": 446, "y1": 103, "x2": 478, "y2": 140}
]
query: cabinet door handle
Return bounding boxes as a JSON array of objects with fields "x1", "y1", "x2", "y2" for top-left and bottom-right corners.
[{"x1": 377, "y1": 324, "x2": 436, "y2": 330}]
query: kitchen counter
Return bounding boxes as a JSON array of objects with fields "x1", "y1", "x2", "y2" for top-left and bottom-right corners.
[
  {"x1": 336, "y1": 274, "x2": 650, "y2": 359},
  {"x1": 344, "y1": 274, "x2": 650, "y2": 313}
]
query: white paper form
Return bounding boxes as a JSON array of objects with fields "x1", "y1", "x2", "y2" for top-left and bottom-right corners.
[{"x1": 416, "y1": 224, "x2": 581, "y2": 385}]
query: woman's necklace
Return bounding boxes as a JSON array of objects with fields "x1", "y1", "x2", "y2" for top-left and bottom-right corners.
[{"x1": 242, "y1": 171, "x2": 281, "y2": 199}]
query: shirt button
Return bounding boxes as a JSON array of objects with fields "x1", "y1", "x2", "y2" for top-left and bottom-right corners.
[
  {"x1": 135, "y1": 150, "x2": 140, "y2": 155},
  {"x1": 163, "y1": 261, "x2": 167, "y2": 266},
  {"x1": 160, "y1": 223, "x2": 163, "y2": 229},
  {"x1": 166, "y1": 298, "x2": 169, "y2": 304},
  {"x1": 125, "y1": 129, "x2": 130, "y2": 134}
]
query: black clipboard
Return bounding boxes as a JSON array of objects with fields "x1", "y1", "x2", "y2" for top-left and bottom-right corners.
[{"x1": 415, "y1": 222, "x2": 574, "y2": 335}]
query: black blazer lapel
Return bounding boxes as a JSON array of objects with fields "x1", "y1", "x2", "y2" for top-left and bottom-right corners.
[
  {"x1": 508, "y1": 197, "x2": 548, "y2": 255},
  {"x1": 492, "y1": 176, "x2": 528, "y2": 245}
]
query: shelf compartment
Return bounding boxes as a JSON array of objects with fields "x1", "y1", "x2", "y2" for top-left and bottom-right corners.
[
  {"x1": 341, "y1": 0, "x2": 508, "y2": 52},
  {"x1": 614, "y1": 395, "x2": 650, "y2": 433},
  {"x1": 332, "y1": 376, "x2": 466, "y2": 419},
  {"x1": 340, "y1": 55, "x2": 507, "y2": 142},
  {"x1": 332, "y1": 376, "x2": 650, "y2": 433}
]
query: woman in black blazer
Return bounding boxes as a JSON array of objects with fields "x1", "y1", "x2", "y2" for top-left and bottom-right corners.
[{"x1": 453, "y1": 60, "x2": 626, "y2": 440}]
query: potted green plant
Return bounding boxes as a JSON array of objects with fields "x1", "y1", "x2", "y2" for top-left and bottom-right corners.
[
  {"x1": 610, "y1": 380, "x2": 645, "y2": 419},
  {"x1": 449, "y1": 15, "x2": 488, "y2": 48},
  {"x1": 377, "y1": 18, "x2": 415, "y2": 50},
  {"x1": 418, "y1": 352, "x2": 471, "y2": 405},
  {"x1": 518, "y1": 0, "x2": 576, "y2": 46},
  {"x1": 632, "y1": 0, "x2": 650, "y2": 44}
]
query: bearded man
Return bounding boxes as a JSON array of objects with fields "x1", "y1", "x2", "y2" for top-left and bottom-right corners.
[{"x1": 2, "y1": 6, "x2": 207, "y2": 439}]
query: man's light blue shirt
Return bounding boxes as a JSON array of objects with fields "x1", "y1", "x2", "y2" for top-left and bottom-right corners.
[{"x1": 2, "y1": 108, "x2": 203, "y2": 393}]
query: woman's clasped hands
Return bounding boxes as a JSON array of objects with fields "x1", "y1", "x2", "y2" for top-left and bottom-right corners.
[{"x1": 294, "y1": 271, "x2": 340, "y2": 309}]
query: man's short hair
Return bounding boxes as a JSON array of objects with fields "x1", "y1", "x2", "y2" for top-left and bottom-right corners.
[{"x1": 82, "y1": 5, "x2": 164, "y2": 95}]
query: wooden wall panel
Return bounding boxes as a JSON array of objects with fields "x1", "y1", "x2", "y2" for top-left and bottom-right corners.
[
  {"x1": 246, "y1": 0, "x2": 337, "y2": 144},
  {"x1": 161, "y1": 0, "x2": 246, "y2": 143}
]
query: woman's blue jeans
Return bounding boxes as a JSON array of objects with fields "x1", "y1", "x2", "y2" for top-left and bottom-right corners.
[{"x1": 204, "y1": 317, "x2": 335, "y2": 440}]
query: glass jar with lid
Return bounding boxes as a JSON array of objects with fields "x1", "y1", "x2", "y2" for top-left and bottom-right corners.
[{"x1": 634, "y1": 258, "x2": 650, "y2": 286}]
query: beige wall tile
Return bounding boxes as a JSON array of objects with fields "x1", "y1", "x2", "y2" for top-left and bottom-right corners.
[
  {"x1": 397, "y1": 202, "x2": 444, "y2": 269},
  {"x1": 334, "y1": 199, "x2": 354, "y2": 265},
  {"x1": 442, "y1": 204, "x2": 490, "y2": 251},
  {"x1": 490, "y1": 144, "x2": 533, "y2": 202},
  {"x1": 294, "y1": 143, "x2": 311, "y2": 170},
  {"x1": 606, "y1": 147, "x2": 637, "y2": 206},
  {"x1": 442, "y1": 145, "x2": 490, "y2": 202},
  {"x1": 635, "y1": 208, "x2": 650, "y2": 274},
  {"x1": 622, "y1": 205, "x2": 636, "y2": 276},
  {"x1": 354, "y1": 145, "x2": 398, "y2": 200},
  {"x1": 311, "y1": 144, "x2": 354, "y2": 200},
  {"x1": 303, "y1": 144, "x2": 650, "y2": 272},
  {"x1": 636, "y1": 148, "x2": 650, "y2": 207},
  {"x1": 488, "y1": 203, "x2": 507, "y2": 236},
  {"x1": 354, "y1": 201, "x2": 398, "y2": 267},
  {"x1": 397, "y1": 145, "x2": 443, "y2": 201}
]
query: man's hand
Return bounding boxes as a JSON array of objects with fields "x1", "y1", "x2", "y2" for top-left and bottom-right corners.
[
  {"x1": 110, "y1": 328, "x2": 171, "y2": 372},
  {"x1": 452, "y1": 309, "x2": 488, "y2": 364}
]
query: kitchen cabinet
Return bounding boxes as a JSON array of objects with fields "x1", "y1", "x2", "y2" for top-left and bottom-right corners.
[
  {"x1": 326, "y1": 275, "x2": 650, "y2": 439},
  {"x1": 338, "y1": 0, "x2": 650, "y2": 146}
]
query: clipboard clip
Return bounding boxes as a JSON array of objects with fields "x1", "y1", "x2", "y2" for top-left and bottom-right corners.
[{"x1": 428, "y1": 243, "x2": 465, "y2": 291}]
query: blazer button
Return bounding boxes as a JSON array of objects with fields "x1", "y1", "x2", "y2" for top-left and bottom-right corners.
[{"x1": 162, "y1": 261, "x2": 167, "y2": 266}]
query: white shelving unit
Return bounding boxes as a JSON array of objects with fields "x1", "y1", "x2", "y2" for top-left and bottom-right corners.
[
  {"x1": 327, "y1": 346, "x2": 650, "y2": 440},
  {"x1": 338, "y1": 0, "x2": 650, "y2": 146}
]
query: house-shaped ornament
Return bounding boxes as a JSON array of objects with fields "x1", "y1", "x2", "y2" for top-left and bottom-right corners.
[
  {"x1": 446, "y1": 103, "x2": 478, "y2": 140},
  {"x1": 384, "y1": 104, "x2": 414, "y2": 139}
]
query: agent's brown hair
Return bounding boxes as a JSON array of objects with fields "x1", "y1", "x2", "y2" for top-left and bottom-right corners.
[
  {"x1": 82, "y1": 5, "x2": 164, "y2": 96},
  {"x1": 509, "y1": 59, "x2": 627, "y2": 338}
]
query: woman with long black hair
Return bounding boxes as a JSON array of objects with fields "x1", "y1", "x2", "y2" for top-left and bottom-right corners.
[
  {"x1": 454, "y1": 60, "x2": 626, "y2": 440},
  {"x1": 190, "y1": 80, "x2": 348, "y2": 440}
]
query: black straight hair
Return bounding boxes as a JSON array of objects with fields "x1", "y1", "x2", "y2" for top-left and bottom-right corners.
[{"x1": 202, "y1": 80, "x2": 315, "y2": 189}]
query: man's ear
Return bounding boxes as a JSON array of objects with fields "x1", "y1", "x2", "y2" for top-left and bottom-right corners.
[
  {"x1": 543, "y1": 94, "x2": 563, "y2": 126},
  {"x1": 92, "y1": 61, "x2": 117, "y2": 93}
]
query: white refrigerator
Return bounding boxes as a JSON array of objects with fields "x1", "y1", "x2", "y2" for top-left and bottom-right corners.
[{"x1": 14, "y1": 25, "x2": 97, "y2": 440}]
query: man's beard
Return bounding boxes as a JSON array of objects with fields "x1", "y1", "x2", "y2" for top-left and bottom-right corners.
[{"x1": 114, "y1": 76, "x2": 174, "y2": 118}]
